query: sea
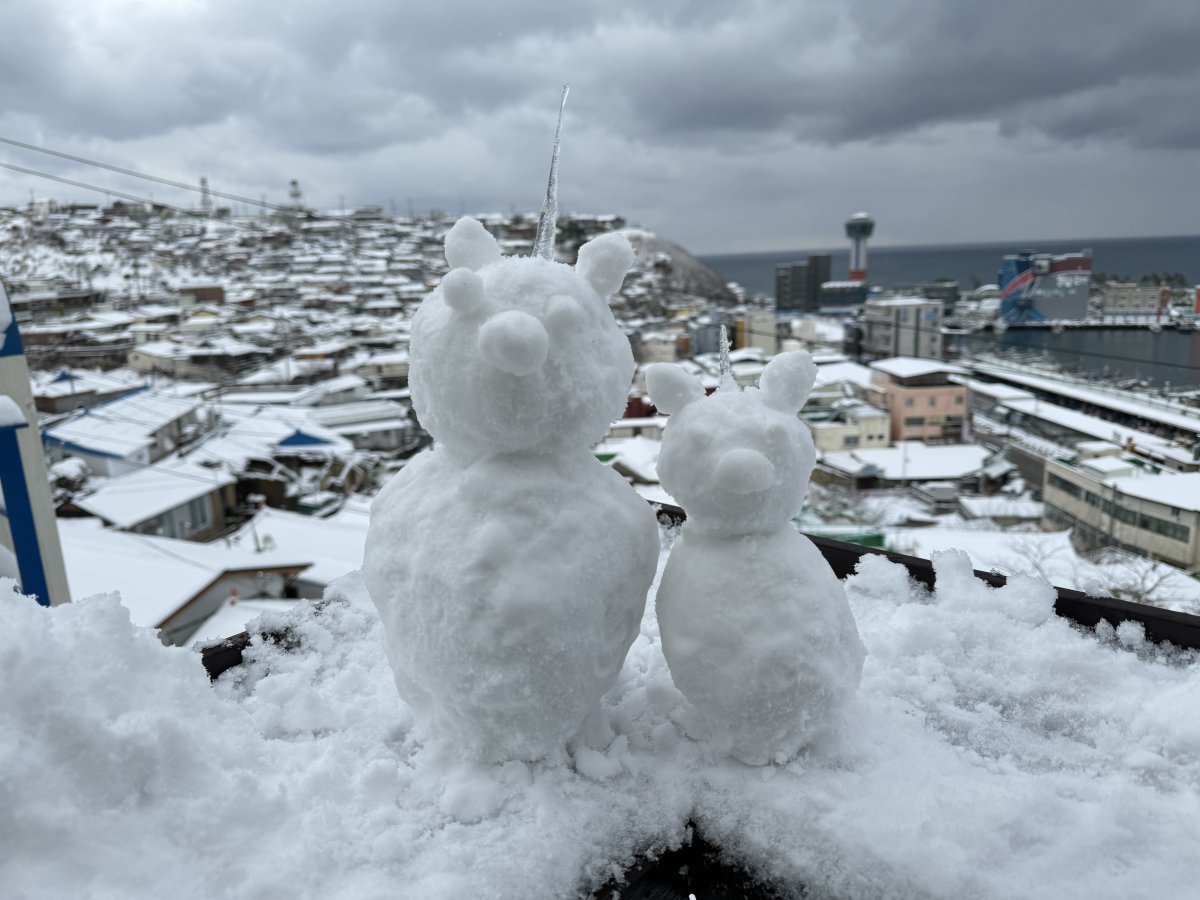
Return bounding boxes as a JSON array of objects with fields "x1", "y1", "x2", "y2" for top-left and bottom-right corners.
[{"x1": 700, "y1": 234, "x2": 1200, "y2": 390}]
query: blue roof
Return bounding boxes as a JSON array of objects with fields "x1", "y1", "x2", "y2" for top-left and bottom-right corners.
[{"x1": 277, "y1": 429, "x2": 332, "y2": 448}]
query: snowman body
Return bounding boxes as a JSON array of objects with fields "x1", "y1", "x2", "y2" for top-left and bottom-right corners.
[
  {"x1": 647, "y1": 354, "x2": 866, "y2": 764},
  {"x1": 363, "y1": 218, "x2": 658, "y2": 762}
]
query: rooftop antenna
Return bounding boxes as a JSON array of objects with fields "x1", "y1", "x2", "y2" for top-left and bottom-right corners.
[
  {"x1": 533, "y1": 84, "x2": 570, "y2": 261},
  {"x1": 718, "y1": 325, "x2": 737, "y2": 391}
]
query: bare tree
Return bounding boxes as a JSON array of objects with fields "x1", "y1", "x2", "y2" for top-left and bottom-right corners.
[{"x1": 1003, "y1": 535, "x2": 1070, "y2": 583}]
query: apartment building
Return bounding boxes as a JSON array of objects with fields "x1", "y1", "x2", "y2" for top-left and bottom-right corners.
[
  {"x1": 1042, "y1": 451, "x2": 1200, "y2": 570},
  {"x1": 860, "y1": 296, "x2": 944, "y2": 360},
  {"x1": 866, "y1": 358, "x2": 968, "y2": 443}
]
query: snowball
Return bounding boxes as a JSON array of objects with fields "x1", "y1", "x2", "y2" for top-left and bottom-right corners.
[
  {"x1": 477, "y1": 309, "x2": 550, "y2": 376},
  {"x1": 575, "y1": 230, "x2": 634, "y2": 298},
  {"x1": 758, "y1": 350, "x2": 818, "y2": 415},
  {"x1": 713, "y1": 447, "x2": 775, "y2": 495},
  {"x1": 645, "y1": 362, "x2": 705, "y2": 416},
  {"x1": 441, "y1": 267, "x2": 488, "y2": 318},
  {"x1": 443, "y1": 216, "x2": 501, "y2": 271}
]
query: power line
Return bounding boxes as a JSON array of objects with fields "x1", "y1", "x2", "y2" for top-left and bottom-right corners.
[
  {"x1": 0, "y1": 134, "x2": 295, "y2": 213},
  {"x1": 0, "y1": 160, "x2": 236, "y2": 223}
]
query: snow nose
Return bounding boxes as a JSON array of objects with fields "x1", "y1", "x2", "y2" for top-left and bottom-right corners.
[
  {"x1": 477, "y1": 310, "x2": 550, "y2": 376},
  {"x1": 715, "y1": 448, "x2": 775, "y2": 494}
]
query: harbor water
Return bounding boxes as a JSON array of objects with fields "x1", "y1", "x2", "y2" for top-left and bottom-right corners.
[{"x1": 701, "y1": 233, "x2": 1200, "y2": 390}]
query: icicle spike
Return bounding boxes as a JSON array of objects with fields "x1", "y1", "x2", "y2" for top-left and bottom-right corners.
[
  {"x1": 718, "y1": 325, "x2": 737, "y2": 392},
  {"x1": 533, "y1": 84, "x2": 570, "y2": 261}
]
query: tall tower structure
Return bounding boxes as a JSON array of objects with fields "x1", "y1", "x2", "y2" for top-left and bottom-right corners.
[
  {"x1": 200, "y1": 176, "x2": 212, "y2": 215},
  {"x1": 845, "y1": 212, "x2": 875, "y2": 282},
  {"x1": 289, "y1": 179, "x2": 304, "y2": 212}
]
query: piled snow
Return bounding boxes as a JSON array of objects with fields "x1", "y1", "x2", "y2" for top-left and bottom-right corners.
[
  {"x1": 0, "y1": 394, "x2": 25, "y2": 428},
  {"x1": 4, "y1": 539, "x2": 1200, "y2": 898}
]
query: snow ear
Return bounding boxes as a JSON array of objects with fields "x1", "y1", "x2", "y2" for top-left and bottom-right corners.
[
  {"x1": 445, "y1": 216, "x2": 502, "y2": 271},
  {"x1": 575, "y1": 232, "x2": 633, "y2": 298},
  {"x1": 441, "y1": 268, "x2": 488, "y2": 318},
  {"x1": 759, "y1": 350, "x2": 817, "y2": 414},
  {"x1": 646, "y1": 363, "x2": 705, "y2": 416}
]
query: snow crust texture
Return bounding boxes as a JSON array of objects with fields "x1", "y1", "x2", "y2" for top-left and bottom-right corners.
[
  {"x1": 5, "y1": 547, "x2": 1200, "y2": 900},
  {"x1": 648, "y1": 352, "x2": 866, "y2": 764},
  {"x1": 363, "y1": 218, "x2": 657, "y2": 762}
]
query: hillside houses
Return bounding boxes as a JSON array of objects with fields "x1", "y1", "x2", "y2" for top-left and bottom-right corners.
[
  {"x1": 43, "y1": 389, "x2": 210, "y2": 476},
  {"x1": 11, "y1": 199, "x2": 1200, "y2": 645}
]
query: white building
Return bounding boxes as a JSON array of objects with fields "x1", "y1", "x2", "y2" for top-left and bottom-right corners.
[{"x1": 861, "y1": 297, "x2": 944, "y2": 360}]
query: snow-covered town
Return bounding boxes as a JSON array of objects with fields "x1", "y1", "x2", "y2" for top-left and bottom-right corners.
[
  {"x1": 4, "y1": 199, "x2": 1200, "y2": 648},
  {"x1": 4, "y1": 194, "x2": 1200, "y2": 900}
]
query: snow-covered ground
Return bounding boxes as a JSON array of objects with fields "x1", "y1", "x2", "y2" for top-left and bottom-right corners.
[{"x1": 4, "y1": 526, "x2": 1199, "y2": 900}]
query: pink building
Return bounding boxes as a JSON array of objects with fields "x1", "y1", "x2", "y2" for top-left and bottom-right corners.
[{"x1": 866, "y1": 358, "x2": 968, "y2": 444}]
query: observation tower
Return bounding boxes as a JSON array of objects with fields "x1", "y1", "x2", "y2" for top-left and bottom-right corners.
[{"x1": 845, "y1": 212, "x2": 875, "y2": 282}]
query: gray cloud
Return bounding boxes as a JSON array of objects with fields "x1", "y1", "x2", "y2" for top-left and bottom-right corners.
[{"x1": 1, "y1": 0, "x2": 1198, "y2": 251}]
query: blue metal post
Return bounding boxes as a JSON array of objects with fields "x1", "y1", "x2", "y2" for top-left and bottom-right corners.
[{"x1": 0, "y1": 419, "x2": 50, "y2": 605}]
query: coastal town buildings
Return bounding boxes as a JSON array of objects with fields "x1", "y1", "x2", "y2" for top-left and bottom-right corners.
[
  {"x1": 860, "y1": 296, "x2": 944, "y2": 360},
  {"x1": 5, "y1": 199, "x2": 1200, "y2": 646}
]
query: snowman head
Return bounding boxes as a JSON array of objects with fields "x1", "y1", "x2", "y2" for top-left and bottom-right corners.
[
  {"x1": 646, "y1": 351, "x2": 818, "y2": 535},
  {"x1": 409, "y1": 216, "x2": 635, "y2": 458}
]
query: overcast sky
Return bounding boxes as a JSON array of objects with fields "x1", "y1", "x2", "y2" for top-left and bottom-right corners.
[{"x1": 1, "y1": 0, "x2": 1198, "y2": 254}]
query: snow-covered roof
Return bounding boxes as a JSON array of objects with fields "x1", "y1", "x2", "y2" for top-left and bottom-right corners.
[
  {"x1": 821, "y1": 442, "x2": 989, "y2": 481},
  {"x1": 72, "y1": 461, "x2": 235, "y2": 528},
  {"x1": 1111, "y1": 471, "x2": 1200, "y2": 512},
  {"x1": 31, "y1": 368, "x2": 146, "y2": 400},
  {"x1": 998, "y1": 395, "x2": 1193, "y2": 466},
  {"x1": 44, "y1": 390, "x2": 202, "y2": 458},
  {"x1": 958, "y1": 496, "x2": 1045, "y2": 519},
  {"x1": 56, "y1": 518, "x2": 309, "y2": 627},
  {"x1": 971, "y1": 362, "x2": 1200, "y2": 437},
  {"x1": 596, "y1": 435, "x2": 661, "y2": 484},
  {"x1": 226, "y1": 504, "x2": 370, "y2": 587},
  {"x1": 869, "y1": 357, "x2": 966, "y2": 380},
  {"x1": 813, "y1": 361, "x2": 874, "y2": 391}
]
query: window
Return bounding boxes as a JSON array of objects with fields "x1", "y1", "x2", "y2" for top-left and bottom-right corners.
[
  {"x1": 955, "y1": 395, "x2": 964, "y2": 405},
  {"x1": 928, "y1": 396, "x2": 936, "y2": 407},
  {"x1": 843, "y1": 435, "x2": 860, "y2": 448},
  {"x1": 905, "y1": 397, "x2": 914, "y2": 407},
  {"x1": 184, "y1": 496, "x2": 212, "y2": 535},
  {"x1": 1047, "y1": 473, "x2": 1082, "y2": 498},
  {"x1": 904, "y1": 416, "x2": 925, "y2": 427}
]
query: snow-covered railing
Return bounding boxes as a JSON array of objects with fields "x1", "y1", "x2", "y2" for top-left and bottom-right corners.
[{"x1": 200, "y1": 505, "x2": 1200, "y2": 684}]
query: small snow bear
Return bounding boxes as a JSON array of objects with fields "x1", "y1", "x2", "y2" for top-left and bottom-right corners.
[
  {"x1": 363, "y1": 217, "x2": 659, "y2": 763},
  {"x1": 646, "y1": 351, "x2": 866, "y2": 765}
]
